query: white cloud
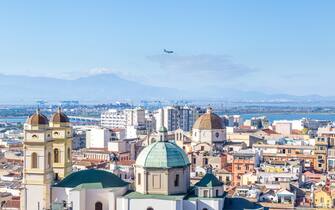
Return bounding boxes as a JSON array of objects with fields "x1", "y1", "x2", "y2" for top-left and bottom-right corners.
[{"x1": 147, "y1": 53, "x2": 256, "y2": 87}]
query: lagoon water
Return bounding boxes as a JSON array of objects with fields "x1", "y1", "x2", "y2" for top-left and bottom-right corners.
[
  {"x1": 1, "y1": 113, "x2": 335, "y2": 124},
  {"x1": 241, "y1": 113, "x2": 335, "y2": 122}
]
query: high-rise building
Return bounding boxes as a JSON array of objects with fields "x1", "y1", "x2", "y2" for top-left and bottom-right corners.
[
  {"x1": 223, "y1": 115, "x2": 244, "y2": 127},
  {"x1": 101, "y1": 109, "x2": 126, "y2": 128},
  {"x1": 154, "y1": 106, "x2": 204, "y2": 132},
  {"x1": 101, "y1": 107, "x2": 145, "y2": 129}
]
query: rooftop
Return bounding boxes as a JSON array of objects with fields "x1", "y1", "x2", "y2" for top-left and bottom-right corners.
[
  {"x1": 195, "y1": 173, "x2": 223, "y2": 188},
  {"x1": 54, "y1": 169, "x2": 128, "y2": 189}
]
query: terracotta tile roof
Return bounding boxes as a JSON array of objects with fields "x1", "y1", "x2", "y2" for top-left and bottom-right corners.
[{"x1": 262, "y1": 128, "x2": 279, "y2": 135}]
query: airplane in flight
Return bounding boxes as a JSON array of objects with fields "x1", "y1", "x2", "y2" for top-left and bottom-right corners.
[{"x1": 163, "y1": 49, "x2": 174, "y2": 54}]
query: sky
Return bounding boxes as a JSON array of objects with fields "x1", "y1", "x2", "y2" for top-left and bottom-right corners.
[{"x1": 0, "y1": 0, "x2": 334, "y2": 96}]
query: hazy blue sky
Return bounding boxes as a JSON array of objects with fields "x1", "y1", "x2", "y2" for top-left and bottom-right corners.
[{"x1": 0, "y1": 1, "x2": 334, "y2": 96}]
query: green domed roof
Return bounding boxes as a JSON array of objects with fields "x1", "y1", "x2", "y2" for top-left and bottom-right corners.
[
  {"x1": 136, "y1": 141, "x2": 190, "y2": 168},
  {"x1": 195, "y1": 173, "x2": 223, "y2": 187},
  {"x1": 54, "y1": 169, "x2": 128, "y2": 188},
  {"x1": 159, "y1": 126, "x2": 168, "y2": 133}
]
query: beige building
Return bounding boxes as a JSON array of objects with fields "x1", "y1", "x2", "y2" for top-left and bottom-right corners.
[
  {"x1": 21, "y1": 110, "x2": 54, "y2": 210},
  {"x1": 314, "y1": 137, "x2": 328, "y2": 173},
  {"x1": 240, "y1": 172, "x2": 257, "y2": 186},
  {"x1": 50, "y1": 108, "x2": 73, "y2": 180},
  {"x1": 21, "y1": 109, "x2": 73, "y2": 210},
  {"x1": 135, "y1": 127, "x2": 190, "y2": 195},
  {"x1": 191, "y1": 107, "x2": 226, "y2": 149}
]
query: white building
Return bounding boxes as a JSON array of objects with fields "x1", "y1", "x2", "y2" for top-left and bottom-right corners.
[
  {"x1": 154, "y1": 106, "x2": 204, "y2": 132},
  {"x1": 224, "y1": 115, "x2": 244, "y2": 127},
  {"x1": 273, "y1": 120, "x2": 304, "y2": 131},
  {"x1": 101, "y1": 109, "x2": 127, "y2": 128},
  {"x1": 101, "y1": 108, "x2": 146, "y2": 138},
  {"x1": 274, "y1": 122, "x2": 292, "y2": 135},
  {"x1": 86, "y1": 127, "x2": 125, "y2": 149},
  {"x1": 101, "y1": 108, "x2": 145, "y2": 129}
]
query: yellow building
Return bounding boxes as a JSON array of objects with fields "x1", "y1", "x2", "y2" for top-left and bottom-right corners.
[
  {"x1": 314, "y1": 189, "x2": 333, "y2": 208},
  {"x1": 21, "y1": 108, "x2": 73, "y2": 210},
  {"x1": 21, "y1": 109, "x2": 54, "y2": 210},
  {"x1": 50, "y1": 108, "x2": 73, "y2": 180}
]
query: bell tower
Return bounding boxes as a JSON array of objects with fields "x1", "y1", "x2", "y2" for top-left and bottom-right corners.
[
  {"x1": 21, "y1": 109, "x2": 53, "y2": 210},
  {"x1": 49, "y1": 107, "x2": 72, "y2": 180}
]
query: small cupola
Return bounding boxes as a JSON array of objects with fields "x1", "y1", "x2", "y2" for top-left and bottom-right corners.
[{"x1": 194, "y1": 167, "x2": 224, "y2": 198}]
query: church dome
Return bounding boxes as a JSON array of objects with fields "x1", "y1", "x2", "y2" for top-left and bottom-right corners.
[
  {"x1": 51, "y1": 107, "x2": 69, "y2": 123},
  {"x1": 136, "y1": 141, "x2": 190, "y2": 168},
  {"x1": 54, "y1": 169, "x2": 128, "y2": 188},
  {"x1": 193, "y1": 107, "x2": 223, "y2": 130},
  {"x1": 26, "y1": 109, "x2": 49, "y2": 125}
]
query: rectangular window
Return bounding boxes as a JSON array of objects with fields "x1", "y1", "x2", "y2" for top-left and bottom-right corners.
[
  {"x1": 174, "y1": 174, "x2": 179, "y2": 187},
  {"x1": 204, "y1": 190, "x2": 208, "y2": 197},
  {"x1": 138, "y1": 173, "x2": 141, "y2": 185},
  {"x1": 153, "y1": 175, "x2": 161, "y2": 189},
  {"x1": 204, "y1": 158, "x2": 208, "y2": 165}
]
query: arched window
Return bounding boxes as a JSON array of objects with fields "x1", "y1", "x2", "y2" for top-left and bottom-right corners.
[
  {"x1": 95, "y1": 202, "x2": 102, "y2": 210},
  {"x1": 54, "y1": 149, "x2": 59, "y2": 163},
  {"x1": 47, "y1": 152, "x2": 51, "y2": 168},
  {"x1": 203, "y1": 208, "x2": 208, "y2": 210},
  {"x1": 147, "y1": 207, "x2": 154, "y2": 210},
  {"x1": 67, "y1": 147, "x2": 71, "y2": 161},
  {"x1": 31, "y1": 152, "x2": 38, "y2": 168}
]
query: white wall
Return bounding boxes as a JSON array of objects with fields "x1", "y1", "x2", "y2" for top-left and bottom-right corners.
[
  {"x1": 86, "y1": 127, "x2": 110, "y2": 148},
  {"x1": 117, "y1": 197, "x2": 225, "y2": 210}
]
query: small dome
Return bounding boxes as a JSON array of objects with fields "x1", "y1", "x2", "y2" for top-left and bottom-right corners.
[
  {"x1": 54, "y1": 169, "x2": 128, "y2": 188},
  {"x1": 136, "y1": 141, "x2": 190, "y2": 168},
  {"x1": 195, "y1": 173, "x2": 223, "y2": 187},
  {"x1": 26, "y1": 109, "x2": 49, "y2": 125},
  {"x1": 51, "y1": 107, "x2": 69, "y2": 123},
  {"x1": 193, "y1": 107, "x2": 223, "y2": 130},
  {"x1": 159, "y1": 126, "x2": 168, "y2": 133}
]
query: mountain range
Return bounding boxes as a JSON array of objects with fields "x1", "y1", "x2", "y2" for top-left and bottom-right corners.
[{"x1": 0, "y1": 73, "x2": 333, "y2": 104}]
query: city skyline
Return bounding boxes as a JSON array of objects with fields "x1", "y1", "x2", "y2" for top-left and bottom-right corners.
[{"x1": 0, "y1": 0, "x2": 334, "y2": 97}]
